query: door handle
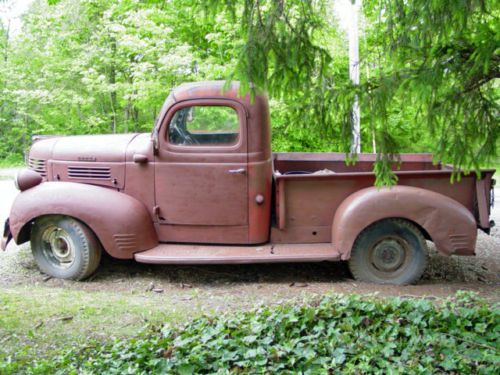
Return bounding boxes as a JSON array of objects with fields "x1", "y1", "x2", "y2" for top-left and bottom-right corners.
[{"x1": 228, "y1": 168, "x2": 246, "y2": 175}]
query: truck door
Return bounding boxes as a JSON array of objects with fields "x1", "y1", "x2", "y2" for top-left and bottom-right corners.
[{"x1": 154, "y1": 99, "x2": 249, "y2": 244}]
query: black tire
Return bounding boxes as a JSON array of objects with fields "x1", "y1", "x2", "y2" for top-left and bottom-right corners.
[
  {"x1": 31, "y1": 215, "x2": 102, "y2": 280},
  {"x1": 348, "y1": 219, "x2": 428, "y2": 285}
]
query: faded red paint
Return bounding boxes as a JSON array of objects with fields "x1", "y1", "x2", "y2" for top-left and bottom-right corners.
[
  {"x1": 1, "y1": 81, "x2": 496, "y2": 266},
  {"x1": 331, "y1": 185, "x2": 477, "y2": 259},
  {"x1": 9, "y1": 182, "x2": 157, "y2": 258}
]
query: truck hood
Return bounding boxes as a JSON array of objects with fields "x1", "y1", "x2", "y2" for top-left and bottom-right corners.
[{"x1": 30, "y1": 133, "x2": 140, "y2": 163}]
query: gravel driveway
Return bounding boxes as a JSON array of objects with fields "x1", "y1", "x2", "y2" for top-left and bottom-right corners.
[{"x1": 0, "y1": 170, "x2": 498, "y2": 303}]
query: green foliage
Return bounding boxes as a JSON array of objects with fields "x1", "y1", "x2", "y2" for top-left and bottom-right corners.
[
  {"x1": 3, "y1": 292, "x2": 499, "y2": 374},
  {"x1": 360, "y1": 0, "x2": 499, "y2": 182},
  {"x1": 200, "y1": 1, "x2": 334, "y2": 97},
  {"x1": 0, "y1": 0, "x2": 221, "y2": 159},
  {"x1": 0, "y1": 0, "x2": 498, "y2": 185},
  {"x1": 187, "y1": 106, "x2": 239, "y2": 132},
  {"x1": 0, "y1": 0, "x2": 350, "y2": 163},
  {"x1": 0, "y1": 153, "x2": 24, "y2": 167},
  {"x1": 197, "y1": 0, "x2": 355, "y2": 153},
  {"x1": 196, "y1": 0, "x2": 499, "y2": 185}
]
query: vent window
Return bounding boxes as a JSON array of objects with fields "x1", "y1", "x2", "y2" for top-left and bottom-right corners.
[
  {"x1": 28, "y1": 158, "x2": 47, "y2": 177},
  {"x1": 67, "y1": 166, "x2": 111, "y2": 180}
]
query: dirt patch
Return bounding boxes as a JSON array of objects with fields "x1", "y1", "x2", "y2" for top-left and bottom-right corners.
[{"x1": 1, "y1": 233, "x2": 499, "y2": 306}]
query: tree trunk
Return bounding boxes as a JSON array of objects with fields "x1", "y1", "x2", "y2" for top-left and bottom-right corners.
[
  {"x1": 349, "y1": 0, "x2": 361, "y2": 154},
  {"x1": 109, "y1": 39, "x2": 117, "y2": 133},
  {"x1": 132, "y1": 105, "x2": 139, "y2": 132}
]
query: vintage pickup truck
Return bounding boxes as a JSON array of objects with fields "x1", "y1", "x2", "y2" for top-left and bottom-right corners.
[{"x1": 1, "y1": 81, "x2": 496, "y2": 284}]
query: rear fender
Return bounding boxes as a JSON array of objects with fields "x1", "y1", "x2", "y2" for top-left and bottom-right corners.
[
  {"x1": 332, "y1": 185, "x2": 477, "y2": 260},
  {"x1": 9, "y1": 182, "x2": 158, "y2": 259}
]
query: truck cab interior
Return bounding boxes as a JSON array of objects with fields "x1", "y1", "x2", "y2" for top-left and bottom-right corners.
[{"x1": 168, "y1": 106, "x2": 240, "y2": 146}]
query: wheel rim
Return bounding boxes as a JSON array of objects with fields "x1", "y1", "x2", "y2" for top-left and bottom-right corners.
[
  {"x1": 40, "y1": 225, "x2": 76, "y2": 269},
  {"x1": 369, "y1": 236, "x2": 409, "y2": 274}
]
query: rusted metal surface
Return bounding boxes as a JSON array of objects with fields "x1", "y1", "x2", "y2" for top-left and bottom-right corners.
[
  {"x1": 4, "y1": 81, "x2": 496, "y2": 269},
  {"x1": 51, "y1": 161, "x2": 125, "y2": 189},
  {"x1": 155, "y1": 96, "x2": 250, "y2": 236},
  {"x1": 247, "y1": 159, "x2": 273, "y2": 243},
  {"x1": 277, "y1": 178, "x2": 286, "y2": 230},
  {"x1": 14, "y1": 169, "x2": 42, "y2": 192},
  {"x1": 134, "y1": 243, "x2": 340, "y2": 264},
  {"x1": 273, "y1": 152, "x2": 441, "y2": 173},
  {"x1": 271, "y1": 153, "x2": 494, "y2": 252},
  {"x1": 8, "y1": 182, "x2": 157, "y2": 258},
  {"x1": 33, "y1": 133, "x2": 139, "y2": 163},
  {"x1": 124, "y1": 133, "x2": 156, "y2": 219},
  {"x1": 331, "y1": 185, "x2": 478, "y2": 260},
  {"x1": 153, "y1": 82, "x2": 271, "y2": 244},
  {"x1": 475, "y1": 176, "x2": 494, "y2": 230}
]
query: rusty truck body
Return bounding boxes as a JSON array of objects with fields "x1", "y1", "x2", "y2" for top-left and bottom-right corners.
[{"x1": 1, "y1": 81, "x2": 496, "y2": 284}]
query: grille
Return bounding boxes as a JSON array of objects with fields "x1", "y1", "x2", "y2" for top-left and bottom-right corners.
[
  {"x1": 28, "y1": 158, "x2": 47, "y2": 177},
  {"x1": 67, "y1": 166, "x2": 111, "y2": 180}
]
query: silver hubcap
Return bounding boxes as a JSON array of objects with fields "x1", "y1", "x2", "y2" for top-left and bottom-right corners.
[
  {"x1": 41, "y1": 226, "x2": 76, "y2": 269},
  {"x1": 370, "y1": 238, "x2": 407, "y2": 272}
]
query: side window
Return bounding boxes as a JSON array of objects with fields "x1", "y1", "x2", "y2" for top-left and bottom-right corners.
[{"x1": 168, "y1": 106, "x2": 240, "y2": 146}]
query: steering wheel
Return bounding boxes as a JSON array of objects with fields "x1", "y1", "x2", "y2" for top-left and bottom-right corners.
[{"x1": 170, "y1": 123, "x2": 199, "y2": 145}]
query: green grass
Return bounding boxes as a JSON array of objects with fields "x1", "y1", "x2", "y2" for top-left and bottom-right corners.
[
  {"x1": 0, "y1": 286, "x2": 190, "y2": 370},
  {"x1": 2, "y1": 292, "x2": 498, "y2": 374},
  {"x1": 0, "y1": 155, "x2": 25, "y2": 168}
]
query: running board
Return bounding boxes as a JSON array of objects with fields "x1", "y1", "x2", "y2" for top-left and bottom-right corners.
[{"x1": 134, "y1": 243, "x2": 340, "y2": 265}]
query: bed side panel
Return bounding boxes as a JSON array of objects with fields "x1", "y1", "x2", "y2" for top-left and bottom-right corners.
[{"x1": 271, "y1": 171, "x2": 479, "y2": 244}]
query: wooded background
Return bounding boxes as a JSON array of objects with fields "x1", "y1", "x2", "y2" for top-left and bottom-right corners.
[{"x1": 0, "y1": 0, "x2": 498, "y2": 183}]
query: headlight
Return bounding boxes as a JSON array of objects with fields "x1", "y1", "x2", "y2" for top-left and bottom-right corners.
[{"x1": 15, "y1": 169, "x2": 43, "y2": 192}]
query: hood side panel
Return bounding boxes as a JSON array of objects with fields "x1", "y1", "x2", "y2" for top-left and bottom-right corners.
[
  {"x1": 50, "y1": 134, "x2": 139, "y2": 162},
  {"x1": 28, "y1": 133, "x2": 141, "y2": 189},
  {"x1": 51, "y1": 161, "x2": 125, "y2": 189}
]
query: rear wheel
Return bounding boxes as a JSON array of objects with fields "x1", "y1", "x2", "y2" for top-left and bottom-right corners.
[
  {"x1": 31, "y1": 215, "x2": 102, "y2": 280},
  {"x1": 348, "y1": 219, "x2": 428, "y2": 285}
]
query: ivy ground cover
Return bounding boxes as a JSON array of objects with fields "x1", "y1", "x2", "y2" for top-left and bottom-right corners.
[{"x1": 3, "y1": 292, "x2": 498, "y2": 374}]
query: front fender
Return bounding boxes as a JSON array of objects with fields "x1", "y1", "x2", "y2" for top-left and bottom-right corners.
[
  {"x1": 332, "y1": 185, "x2": 477, "y2": 260},
  {"x1": 9, "y1": 182, "x2": 158, "y2": 259}
]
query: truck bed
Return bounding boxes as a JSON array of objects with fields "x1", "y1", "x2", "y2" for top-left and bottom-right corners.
[{"x1": 271, "y1": 153, "x2": 495, "y2": 244}]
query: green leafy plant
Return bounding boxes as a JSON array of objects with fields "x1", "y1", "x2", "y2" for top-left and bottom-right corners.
[
  {"x1": 1, "y1": 0, "x2": 498, "y2": 185},
  {"x1": 3, "y1": 292, "x2": 498, "y2": 374}
]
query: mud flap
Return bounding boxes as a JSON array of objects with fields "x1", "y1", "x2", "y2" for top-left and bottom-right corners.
[{"x1": 1, "y1": 219, "x2": 12, "y2": 251}]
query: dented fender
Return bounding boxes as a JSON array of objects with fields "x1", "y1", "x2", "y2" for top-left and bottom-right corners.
[
  {"x1": 332, "y1": 185, "x2": 477, "y2": 260},
  {"x1": 9, "y1": 182, "x2": 158, "y2": 259}
]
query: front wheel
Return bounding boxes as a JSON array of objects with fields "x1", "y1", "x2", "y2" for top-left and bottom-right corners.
[
  {"x1": 348, "y1": 219, "x2": 428, "y2": 285},
  {"x1": 31, "y1": 215, "x2": 102, "y2": 280}
]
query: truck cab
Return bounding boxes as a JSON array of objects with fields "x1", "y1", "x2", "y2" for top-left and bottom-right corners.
[{"x1": 150, "y1": 81, "x2": 272, "y2": 245}]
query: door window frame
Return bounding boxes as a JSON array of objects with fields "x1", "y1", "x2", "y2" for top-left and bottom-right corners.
[{"x1": 159, "y1": 99, "x2": 247, "y2": 154}]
